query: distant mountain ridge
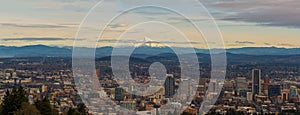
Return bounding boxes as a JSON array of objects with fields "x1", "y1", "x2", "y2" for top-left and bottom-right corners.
[
  {"x1": 0, "y1": 45, "x2": 71, "y2": 57},
  {"x1": 226, "y1": 47, "x2": 300, "y2": 55},
  {"x1": 1, "y1": 45, "x2": 300, "y2": 57}
]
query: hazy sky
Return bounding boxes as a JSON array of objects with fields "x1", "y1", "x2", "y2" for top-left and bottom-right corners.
[{"x1": 1, "y1": 0, "x2": 300, "y2": 48}]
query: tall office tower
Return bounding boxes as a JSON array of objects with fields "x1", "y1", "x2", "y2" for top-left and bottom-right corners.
[
  {"x1": 289, "y1": 86, "x2": 298, "y2": 99},
  {"x1": 120, "y1": 101, "x2": 136, "y2": 111},
  {"x1": 268, "y1": 84, "x2": 281, "y2": 97},
  {"x1": 198, "y1": 78, "x2": 208, "y2": 94},
  {"x1": 252, "y1": 69, "x2": 261, "y2": 96},
  {"x1": 281, "y1": 89, "x2": 289, "y2": 102},
  {"x1": 92, "y1": 69, "x2": 100, "y2": 91},
  {"x1": 179, "y1": 79, "x2": 191, "y2": 101},
  {"x1": 96, "y1": 69, "x2": 101, "y2": 77},
  {"x1": 164, "y1": 74, "x2": 175, "y2": 98},
  {"x1": 211, "y1": 80, "x2": 217, "y2": 92},
  {"x1": 247, "y1": 92, "x2": 253, "y2": 101},
  {"x1": 263, "y1": 75, "x2": 270, "y2": 95},
  {"x1": 115, "y1": 87, "x2": 125, "y2": 101},
  {"x1": 179, "y1": 79, "x2": 190, "y2": 94},
  {"x1": 236, "y1": 77, "x2": 248, "y2": 95},
  {"x1": 236, "y1": 77, "x2": 248, "y2": 98}
]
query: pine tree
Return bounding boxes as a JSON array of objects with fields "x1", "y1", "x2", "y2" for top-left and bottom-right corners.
[
  {"x1": 67, "y1": 103, "x2": 88, "y2": 115},
  {"x1": 2, "y1": 89, "x2": 15, "y2": 115},
  {"x1": 35, "y1": 96, "x2": 59, "y2": 115},
  {"x1": 67, "y1": 108, "x2": 79, "y2": 115},
  {"x1": 77, "y1": 103, "x2": 88, "y2": 114},
  {"x1": 17, "y1": 86, "x2": 28, "y2": 104},
  {"x1": 1, "y1": 86, "x2": 29, "y2": 115},
  {"x1": 14, "y1": 102, "x2": 41, "y2": 115}
]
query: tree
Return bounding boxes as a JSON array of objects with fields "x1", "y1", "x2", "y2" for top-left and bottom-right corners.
[
  {"x1": 77, "y1": 103, "x2": 88, "y2": 114},
  {"x1": 181, "y1": 111, "x2": 192, "y2": 115},
  {"x1": 2, "y1": 89, "x2": 15, "y2": 115},
  {"x1": 67, "y1": 108, "x2": 79, "y2": 115},
  {"x1": 14, "y1": 102, "x2": 41, "y2": 115},
  {"x1": 0, "y1": 86, "x2": 61, "y2": 115},
  {"x1": 1, "y1": 86, "x2": 29, "y2": 115},
  {"x1": 17, "y1": 86, "x2": 28, "y2": 104},
  {"x1": 35, "y1": 96, "x2": 59, "y2": 115},
  {"x1": 67, "y1": 103, "x2": 88, "y2": 115}
]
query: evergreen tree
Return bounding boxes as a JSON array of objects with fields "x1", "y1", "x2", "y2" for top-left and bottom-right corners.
[
  {"x1": 67, "y1": 108, "x2": 79, "y2": 115},
  {"x1": 35, "y1": 96, "x2": 59, "y2": 115},
  {"x1": 67, "y1": 103, "x2": 88, "y2": 115},
  {"x1": 2, "y1": 89, "x2": 15, "y2": 115},
  {"x1": 1, "y1": 86, "x2": 28, "y2": 115},
  {"x1": 181, "y1": 111, "x2": 192, "y2": 115},
  {"x1": 14, "y1": 102, "x2": 41, "y2": 115},
  {"x1": 77, "y1": 103, "x2": 88, "y2": 115},
  {"x1": 17, "y1": 86, "x2": 28, "y2": 104}
]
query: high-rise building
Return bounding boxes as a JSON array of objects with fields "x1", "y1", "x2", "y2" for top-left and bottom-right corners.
[
  {"x1": 281, "y1": 89, "x2": 289, "y2": 102},
  {"x1": 42, "y1": 85, "x2": 48, "y2": 93},
  {"x1": 240, "y1": 90, "x2": 249, "y2": 98},
  {"x1": 179, "y1": 78, "x2": 191, "y2": 101},
  {"x1": 263, "y1": 75, "x2": 270, "y2": 95},
  {"x1": 211, "y1": 80, "x2": 217, "y2": 92},
  {"x1": 96, "y1": 69, "x2": 101, "y2": 77},
  {"x1": 164, "y1": 74, "x2": 175, "y2": 98},
  {"x1": 115, "y1": 87, "x2": 125, "y2": 101},
  {"x1": 120, "y1": 101, "x2": 136, "y2": 111},
  {"x1": 252, "y1": 69, "x2": 261, "y2": 96},
  {"x1": 268, "y1": 84, "x2": 281, "y2": 97},
  {"x1": 236, "y1": 77, "x2": 248, "y2": 96},
  {"x1": 247, "y1": 92, "x2": 253, "y2": 102},
  {"x1": 289, "y1": 86, "x2": 298, "y2": 99}
]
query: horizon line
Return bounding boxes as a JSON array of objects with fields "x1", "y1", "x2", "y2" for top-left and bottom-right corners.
[{"x1": 0, "y1": 44, "x2": 299, "y2": 49}]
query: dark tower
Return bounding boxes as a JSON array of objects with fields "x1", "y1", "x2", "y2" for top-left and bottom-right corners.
[
  {"x1": 164, "y1": 74, "x2": 175, "y2": 98},
  {"x1": 252, "y1": 69, "x2": 261, "y2": 96}
]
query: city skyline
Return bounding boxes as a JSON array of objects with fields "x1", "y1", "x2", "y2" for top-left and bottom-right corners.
[
  {"x1": 1, "y1": 1, "x2": 300, "y2": 114},
  {"x1": 0, "y1": 56, "x2": 299, "y2": 114}
]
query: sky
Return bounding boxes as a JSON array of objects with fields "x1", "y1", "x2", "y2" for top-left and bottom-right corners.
[{"x1": 1, "y1": 0, "x2": 300, "y2": 48}]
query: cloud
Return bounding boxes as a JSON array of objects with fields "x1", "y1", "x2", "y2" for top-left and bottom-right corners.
[
  {"x1": 99, "y1": 39, "x2": 137, "y2": 43},
  {"x1": 54, "y1": 0, "x2": 95, "y2": 3},
  {"x1": 108, "y1": 23, "x2": 127, "y2": 28},
  {"x1": 0, "y1": 23, "x2": 70, "y2": 28},
  {"x1": 235, "y1": 41, "x2": 256, "y2": 44},
  {"x1": 1, "y1": 38, "x2": 72, "y2": 41},
  {"x1": 277, "y1": 43, "x2": 296, "y2": 47},
  {"x1": 227, "y1": 41, "x2": 255, "y2": 47},
  {"x1": 98, "y1": 39, "x2": 202, "y2": 45},
  {"x1": 167, "y1": 17, "x2": 209, "y2": 23},
  {"x1": 206, "y1": 0, "x2": 300, "y2": 28},
  {"x1": 133, "y1": 10, "x2": 171, "y2": 16},
  {"x1": 264, "y1": 43, "x2": 271, "y2": 45}
]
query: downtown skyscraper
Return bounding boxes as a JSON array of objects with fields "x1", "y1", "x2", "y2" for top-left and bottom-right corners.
[
  {"x1": 164, "y1": 74, "x2": 175, "y2": 98},
  {"x1": 252, "y1": 69, "x2": 261, "y2": 96}
]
